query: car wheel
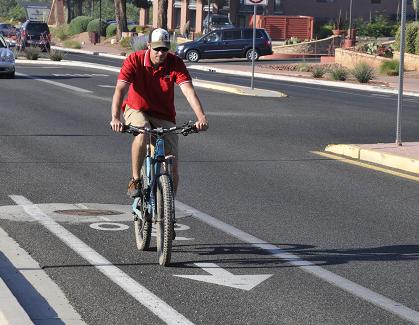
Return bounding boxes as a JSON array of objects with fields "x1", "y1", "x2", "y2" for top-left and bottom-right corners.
[
  {"x1": 186, "y1": 50, "x2": 200, "y2": 63},
  {"x1": 246, "y1": 48, "x2": 259, "y2": 61}
]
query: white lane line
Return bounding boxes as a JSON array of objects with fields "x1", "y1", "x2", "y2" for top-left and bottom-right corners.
[
  {"x1": 16, "y1": 73, "x2": 92, "y2": 93},
  {"x1": 10, "y1": 195, "x2": 194, "y2": 325},
  {"x1": 176, "y1": 200, "x2": 419, "y2": 324},
  {"x1": 98, "y1": 85, "x2": 115, "y2": 88}
]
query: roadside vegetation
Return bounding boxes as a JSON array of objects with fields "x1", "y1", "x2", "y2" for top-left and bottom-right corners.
[{"x1": 379, "y1": 60, "x2": 400, "y2": 76}]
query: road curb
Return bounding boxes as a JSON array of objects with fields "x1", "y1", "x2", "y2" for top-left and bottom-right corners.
[
  {"x1": 325, "y1": 144, "x2": 419, "y2": 174},
  {"x1": 189, "y1": 65, "x2": 419, "y2": 98},
  {"x1": 192, "y1": 80, "x2": 287, "y2": 97},
  {"x1": 0, "y1": 277, "x2": 33, "y2": 325}
]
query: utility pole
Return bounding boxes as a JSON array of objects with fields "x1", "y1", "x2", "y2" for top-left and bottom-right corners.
[{"x1": 396, "y1": 0, "x2": 407, "y2": 146}]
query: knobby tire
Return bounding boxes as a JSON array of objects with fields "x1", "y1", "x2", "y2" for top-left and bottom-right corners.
[
  {"x1": 134, "y1": 163, "x2": 152, "y2": 250},
  {"x1": 156, "y1": 174, "x2": 175, "y2": 266}
]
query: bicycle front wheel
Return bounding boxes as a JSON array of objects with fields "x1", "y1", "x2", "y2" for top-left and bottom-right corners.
[
  {"x1": 156, "y1": 174, "x2": 175, "y2": 266},
  {"x1": 134, "y1": 163, "x2": 152, "y2": 251}
]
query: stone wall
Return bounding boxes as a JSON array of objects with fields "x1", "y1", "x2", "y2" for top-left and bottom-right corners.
[
  {"x1": 393, "y1": 52, "x2": 419, "y2": 71},
  {"x1": 334, "y1": 48, "x2": 391, "y2": 69},
  {"x1": 272, "y1": 35, "x2": 343, "y2": 55}
]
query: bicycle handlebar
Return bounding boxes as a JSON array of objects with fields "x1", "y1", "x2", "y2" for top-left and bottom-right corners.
[{"x1": 122, "y1": 121, "x2": 198, "y2": 137}]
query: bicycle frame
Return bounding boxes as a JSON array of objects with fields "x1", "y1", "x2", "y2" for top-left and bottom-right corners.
[{"x1": 132, "y1": 131, "x2": 174, "y2": 224}]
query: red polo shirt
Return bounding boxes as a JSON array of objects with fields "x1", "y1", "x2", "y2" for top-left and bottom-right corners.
[{"x1": 118, "y1": 49, "x2": 192, "y2": 123}]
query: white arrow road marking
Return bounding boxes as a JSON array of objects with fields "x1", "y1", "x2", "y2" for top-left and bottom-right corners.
[
  {"x1": 16, "y1": 73, "x2": 92, "y2": 93},
  {"x1": 175, "y1": 201, "x2": 419, "y2": 324},
  {"x1": 174, "y1": 263, "x2": 272, "y2": 291},
  {"x1": 10, "y1": 195, "x2": 194, "y2": 325}
]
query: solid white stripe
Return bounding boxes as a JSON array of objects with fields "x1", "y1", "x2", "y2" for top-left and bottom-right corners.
[
  {"x1": 175, "y1": 200, "x2": 419, "y2": 324},
  {"x1": 10, "y1": 195, "x2": 194, "y2": 325},
  {"x1": 16, "y1": 73, "x2": 92, "y2": 93}
]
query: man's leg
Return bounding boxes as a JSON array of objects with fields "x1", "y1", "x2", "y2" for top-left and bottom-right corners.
[{"x1": 124, "y1": 107, "x2": 150, "y2": 197}]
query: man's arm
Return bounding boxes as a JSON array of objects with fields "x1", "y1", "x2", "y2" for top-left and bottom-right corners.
[
  {"x1": 110, "y1": 80, "x2": 130, "y2": 132},
  {"x1": 179, "y1": 82, "x2": 208, "y2": 131}
]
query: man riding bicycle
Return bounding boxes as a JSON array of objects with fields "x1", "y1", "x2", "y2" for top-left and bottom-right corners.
[{"x1": 110, "y1": 28, "x2": 208, "y2": 197}]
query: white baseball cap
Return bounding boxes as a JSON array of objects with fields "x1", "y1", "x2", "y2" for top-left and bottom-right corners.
[{"x1": 150, "y1": 28, "x2": 170, "y2": 49}]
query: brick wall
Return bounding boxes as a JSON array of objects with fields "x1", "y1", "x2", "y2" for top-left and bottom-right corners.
[{"x1": 279, "y1": 0, "x2": 414, "y2": 21}]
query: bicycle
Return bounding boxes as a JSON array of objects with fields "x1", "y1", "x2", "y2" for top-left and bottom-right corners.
[{"x1": 122, "y1": 121, "x2": 197, "y2": 266}]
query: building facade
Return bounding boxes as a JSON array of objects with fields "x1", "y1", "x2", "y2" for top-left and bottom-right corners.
[{"x1": 139, "y1": 0, "x2": 415, "y2": 34}]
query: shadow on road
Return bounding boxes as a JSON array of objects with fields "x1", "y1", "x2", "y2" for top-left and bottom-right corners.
[{"x1": 171, "y1": 243, "x2": 419, "y2": 268}]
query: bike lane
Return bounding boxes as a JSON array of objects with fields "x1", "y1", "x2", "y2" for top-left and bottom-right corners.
[{"x1": 0, "y1": 198, "x2": 416, "y2": 325}]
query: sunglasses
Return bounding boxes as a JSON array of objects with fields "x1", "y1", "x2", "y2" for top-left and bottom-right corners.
[{"x1": 153, "y1": 47, "x2": 169, "y2": 52}]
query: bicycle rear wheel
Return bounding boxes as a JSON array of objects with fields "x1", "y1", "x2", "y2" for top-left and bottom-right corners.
[
  {"x1": 156, "y1": 174, "x2": 175, "y2": 266},
  {"x1": 134, "y1": 163, "x2": 152, "y2": 251}
]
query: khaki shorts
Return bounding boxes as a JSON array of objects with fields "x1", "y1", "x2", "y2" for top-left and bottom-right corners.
[{"x1": 123, "y1": 106, "x2": 178, "y2": 157}]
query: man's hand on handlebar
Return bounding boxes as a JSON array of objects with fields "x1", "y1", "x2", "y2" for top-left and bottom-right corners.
[
  {"x1": 110, "y1": 118, "x2": 124, "y2": 132},
  {"x1": 195, "y1": 116, "x2": 208, "y2": 132}
]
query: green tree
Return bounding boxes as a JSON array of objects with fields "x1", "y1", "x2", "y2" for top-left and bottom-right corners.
[{"x1": 0, "y1": 0, "x2": 17, "y2": 18}]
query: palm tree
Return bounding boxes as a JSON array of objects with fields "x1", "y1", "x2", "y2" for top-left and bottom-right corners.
[{"x1": 413, "y1": 0, "x2": 419, "y2": 21}]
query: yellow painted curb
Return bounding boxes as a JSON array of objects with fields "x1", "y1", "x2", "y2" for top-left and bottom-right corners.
[
  {"x1": 324, "y1": 144, "x2": 419, "y2": 175},
  {"x1": 193, "y1": 81, "x2": 244, "y2": 95},
  {"x1": 192, "y1": 80, "x2": 287, "y2": 97},
  {"x1": 324, "y1": 144, "x2": 360, "y2": 159},
  {"x1": 360, "y1": 149, "x2": 419, "y2": 174}
]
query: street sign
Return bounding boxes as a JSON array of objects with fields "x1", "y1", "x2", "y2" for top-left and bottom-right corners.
[{"x1": 244, "y1": 0, "x2": 267, "y2": 5}]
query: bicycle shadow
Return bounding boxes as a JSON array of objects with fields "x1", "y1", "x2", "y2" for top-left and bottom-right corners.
[{"x1": 170, "y1": 243, "x2": 419, "y2": 269}]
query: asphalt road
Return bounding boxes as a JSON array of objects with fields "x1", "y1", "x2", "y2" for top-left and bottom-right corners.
[{"x1": 0, "y1": 62, "x2": 418, "y2": 325}]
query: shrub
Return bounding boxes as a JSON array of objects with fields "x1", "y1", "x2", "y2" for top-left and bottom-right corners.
[
  {"x1": 352, "y1": 62, "x2": 375, "y2": 83},
  {"x1": 87, "y1": 19, "x2": 107, "y2": 36},
  {"x1": 24, "y1": 47, "x2": 40, "y2": 60},
  {"x1": 329, "y1": 66, "x2": 348, "y2": 81},
  {"x1": 49, "y1": 49, "x2": 64, "y2": 61},
  {"x1": 63, "y1": 39, "x2": 82, "y2": 49},
  {"x1": 311, "y1": 65, "x2": 326, "y2": 78},
  {"x1": 379, "y1": 60, "x2": 399, "y2": 76},
  {"x1": 355, "y1": 15, "x2": 397, "y2": 38},
  {"x1": 297, "y1": 63, "x2": 310, "y2": 72},
  {"x1": 119, "y1": 36, "x2": 132, "y2": 48},
  {"x1": 68, "y1": 16, "x2": 93, "y2": 35},
  {"x1": 106, "y1": 24, "x2": 117, "y2": 38},
  {"x1": 315, "y1": 23, "x2": 333, "y2": 39},
  {"x1": 394, "y1": 21, "x2": 419, "y2": 54},
  {"x1": 285, "y1": 37, "x2": 301, "y2": 45},
  {"x1": 128, "y1": 25, "x2": 138, "y2": 32},
  {"x1": 51, "y1": 24, "x2": 69, "y2": 41},
  {"x1": 131, "y1": 34, "x2": 148, "y2": 51},
  {"x1": 416, "y1": 30, "x2": 419, "y2": 55}
]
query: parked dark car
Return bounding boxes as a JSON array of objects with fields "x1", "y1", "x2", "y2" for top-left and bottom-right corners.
[
  {"x1": 202, "y1": 14, "x2": 234, "y2": 34},
  {"x1": 176, "y1": 28, "x2": 272, "y2": 63},
  {"x1": 16, "y1": 20, "x2": 51, "y2": 51}
]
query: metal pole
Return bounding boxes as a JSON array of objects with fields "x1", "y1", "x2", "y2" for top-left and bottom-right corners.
[
  {"x1": 396, "y1": 0, "x2": 406, "y2": 146},
  {"x1": 251, "y1": 4, "x2": 256, "y2": 89},
  {"x1": 349, "y1": 0, "x2": 353, "y2": 29},
  {"x1": 98, "y1": 0, "x2": 102, "y2": 43}
]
